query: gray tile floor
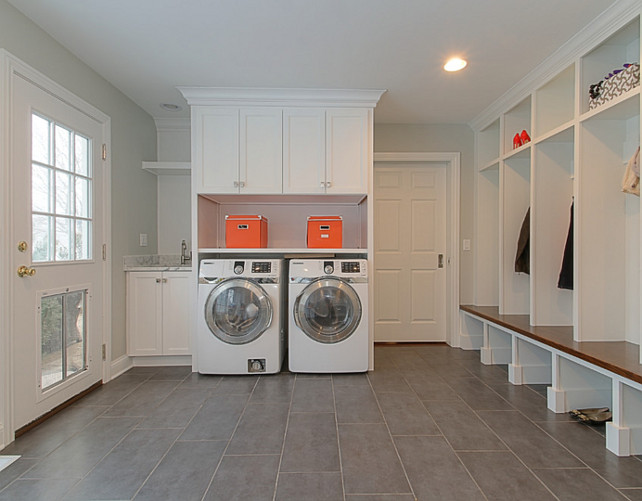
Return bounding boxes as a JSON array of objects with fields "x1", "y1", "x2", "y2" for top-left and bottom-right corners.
[{"x1": 2, "y1": 343, "x2": 642, "y2": 500}]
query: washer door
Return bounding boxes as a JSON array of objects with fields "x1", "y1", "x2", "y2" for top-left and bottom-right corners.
[
  {"x1": 204, "y1": 278, "x2": 273, "y2": 344},
  {"x1": 294, "y1": 278, "x2": 362, "y2": 343}
]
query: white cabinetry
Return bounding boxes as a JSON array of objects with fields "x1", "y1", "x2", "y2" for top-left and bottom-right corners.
[
  {"x1": 127, "y1": 271, "x2": 192, "y2": 356},
  {"x1": 283, "y1": 107, "x2": 369, "y2": 194},
  {"x1": 193, "y1": 107, "x2": 282, "y2": 194}
]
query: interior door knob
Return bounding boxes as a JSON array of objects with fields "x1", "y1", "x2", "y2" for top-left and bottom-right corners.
[{"x1": 17, "y1": 265, "x2": 36, "y2": 277}]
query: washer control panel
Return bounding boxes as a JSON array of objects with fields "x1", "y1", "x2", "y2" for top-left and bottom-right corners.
[
  {"x1": 251, "y1": 261, "x2": 272, "y2": 274},
  {"x1": 341, "y1": 261, "x2": 361, "y2": 274}
]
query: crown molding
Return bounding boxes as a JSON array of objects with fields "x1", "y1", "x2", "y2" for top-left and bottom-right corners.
[
  {"x1": 469, "y1": 0, "x2": 642, "y2": 131},
  {"x1": 177, "y1": 87, "x2": 386, "y2": 108}
]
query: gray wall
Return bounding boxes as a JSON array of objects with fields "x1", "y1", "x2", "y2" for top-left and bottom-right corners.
[
  {"x1": 0, "y1": 0, "x2": 158, "y2": 361},
  {"x1": 374, "y1": 123, "x2": 474, "y2": 304}
]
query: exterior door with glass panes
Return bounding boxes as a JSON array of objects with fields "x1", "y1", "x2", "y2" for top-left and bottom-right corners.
[{"x1": 10, "y1": 71, "x2": 107, "y2": 431}]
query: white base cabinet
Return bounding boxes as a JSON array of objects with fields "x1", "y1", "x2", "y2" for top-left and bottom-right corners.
[{"x1": 127, "y1": 271, "x2": 192, "y2": 356}]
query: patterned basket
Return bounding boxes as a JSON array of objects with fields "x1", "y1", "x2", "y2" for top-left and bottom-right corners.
[{"x1": 589, "y1": 63, "x2": 640, "y2": 110}]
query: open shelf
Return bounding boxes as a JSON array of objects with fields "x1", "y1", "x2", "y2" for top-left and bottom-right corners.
[
  {"x1": 535, "y1": 64, "x2": 575, "y2": 137},
  {"x1": 503, "y1": 97, "x2": 532, "y2": 156},
  {"x1": 198, "y1": 193, "x2": 368, "y2": 250},
  {"x1": 580, "y1": 17, "x2": 640, "y2": 116}
]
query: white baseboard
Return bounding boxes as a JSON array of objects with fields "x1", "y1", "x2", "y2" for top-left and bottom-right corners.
[
  {"x1": 131, "y1": 355, "x2": 192, "y2": 367},
  {"x1": 110, "y1": 354, "x2": 133, "y2": 380}
]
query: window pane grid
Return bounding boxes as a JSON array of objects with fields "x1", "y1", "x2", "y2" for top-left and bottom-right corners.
[{"x1": 32, "y1": 113, "x2": 93, "y2": 263}]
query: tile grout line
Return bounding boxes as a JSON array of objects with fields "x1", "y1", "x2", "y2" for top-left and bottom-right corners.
[
  {"x1": 271, "y1": 372, "x2": 296, "y2": 501},
  {"x1": 331, "y1": 374, "x2": 348, "y2": 501}
]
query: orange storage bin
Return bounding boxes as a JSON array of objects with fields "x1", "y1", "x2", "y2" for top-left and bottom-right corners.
[
  {"x1": 225, "y1": 215, "x2": 268, "y2": 248},
  {"x1": 307, "y1": 216, "x2": 343, "y2": 248}
]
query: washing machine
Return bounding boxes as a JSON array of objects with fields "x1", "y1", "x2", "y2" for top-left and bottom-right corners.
[
  {"x1": 197, "y1": 259, "x2": 285, "y2": 374},
  {"x1": 289, "y1": 259, "x2": 368, "y2": 373}
]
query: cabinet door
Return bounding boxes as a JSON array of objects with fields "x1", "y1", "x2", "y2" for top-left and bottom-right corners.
[
  {"x1": 240, "y1": 108, "x2": 282, "y2": 194},
  {"x1": 161, "y1": 272, "x2": 193, "y2": 355},
  {"x1": 195, "y1": 107, "x2": 239, "y2": 193},
  {"x1": 283, "y1": 108, "x2": 326, "y2": 194},
  {"x1": 127, "y1": 273, "x2": 162, "y2": 356},
  {"x1": 326, "y1": 108, "x2": 369, "y2": 194}
]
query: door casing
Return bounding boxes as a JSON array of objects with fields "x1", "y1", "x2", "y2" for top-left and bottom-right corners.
[{"x1": 373, "y1": 152, "x2": 460, "y2": 350}]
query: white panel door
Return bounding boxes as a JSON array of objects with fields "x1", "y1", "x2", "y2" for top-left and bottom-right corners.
[
  {"x1": 374, "y1": 164, "x2": 447, "y2": 341},
  {"x1": 11, "y1": 71, "x2": 107, "y2": 430},
  {"x1": 240, "y1": 108, "x2": 282, "y2": 194},
  {"x1": 325, "y1": 108, "x2": 368, "y2": 194},
  {"x1": 282, "y1": 108, "x2": 326, "y2": 194},
  {"x1": 196, "y1": 107, "x2": 239, "y2": 193}
]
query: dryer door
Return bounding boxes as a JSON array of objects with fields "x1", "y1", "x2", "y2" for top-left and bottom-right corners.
[
  {"x1": 204, "y1": 278, "x2": 273, "y2": 344},
  {"x1": 294, "y1": 278, "x2": 362, "y2": 343}
]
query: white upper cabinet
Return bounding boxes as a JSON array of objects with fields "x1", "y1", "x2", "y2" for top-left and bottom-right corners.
[
  {"x1": 195, "y1": 107, "x2": 239, "y2": 193},
  {"x1": 240, "y1": 108, "x2": 283, "y2": 194},
  {"x1": 283, "y1": 108, "x2": 326, "y2": 193},
  {"x1": 283, "y1": 107, "x2": 368, "y2": 194},
  {"x1": 181, "y1": 88, "x2": 384, "y2": 195},
  {"x1": 326, "y1": 108, "x2": 369, "y2": 194}
]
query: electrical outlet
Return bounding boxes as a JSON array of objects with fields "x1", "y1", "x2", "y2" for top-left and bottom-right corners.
[{"x1": 139, "y1": 233, "x2": 148, "y2": 247}]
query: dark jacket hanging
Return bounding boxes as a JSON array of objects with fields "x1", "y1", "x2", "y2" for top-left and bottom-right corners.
[
  {"x1": 515, "y1": 208, "x2": 530, "y2": 274},
  {"x1": 558, "y1": 201, "x2": 574, "y2": 290}
]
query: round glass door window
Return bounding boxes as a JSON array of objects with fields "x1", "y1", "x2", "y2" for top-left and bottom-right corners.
[
  {"x1": 204, "y1": 278, "x2": 273, "y2": 344},
  {"x1": 294, "y1": 278, "x2": 362, "y2": 343}
]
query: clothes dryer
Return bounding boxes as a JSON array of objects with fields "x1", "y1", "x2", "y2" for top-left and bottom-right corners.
[
  {"x1": 289, "y1": 259, "x2": 368, "y2": 373},
  {"x1": 197, "y1": 259, "x2": 285, "y2": 374}
]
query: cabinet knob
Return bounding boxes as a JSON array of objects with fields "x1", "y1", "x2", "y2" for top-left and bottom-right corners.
[
  {"x1": 156, "y1": 278, "x2": 161, "y2": 283},
  {"x1": 320, "y1": 181, "x2": 325, "y2": 187},
  {"x1": 239, "y1": 181, "x2": 245, "y2": 188},
  {"x1": 326, "y1": 181, "x2": 332, "y2": 188},
  {"x1": 233, "y1": 181, "x2": 239, "y2": 188}
]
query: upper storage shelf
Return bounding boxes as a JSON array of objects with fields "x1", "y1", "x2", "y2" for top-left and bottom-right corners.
[
  {"x1": 580, "y1": 17, "x2": 640, "y2": 116},
  {"x1": 503, "y1": 97, "x2": 531, "y2": 156},
  {"x1": 534, "y1": 64, "x2": 575, "y2": 137}
]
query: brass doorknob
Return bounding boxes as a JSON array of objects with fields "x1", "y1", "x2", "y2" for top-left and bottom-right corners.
[{"x1": 17, "y1": 265, "x2": 36, "y2": 277}]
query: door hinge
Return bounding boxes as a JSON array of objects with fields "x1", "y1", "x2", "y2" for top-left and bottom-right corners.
[
  {"x1": 102, "y1": 244, "x2": 107, "y2": 261},
  {"x1": 102, "y1": 144, "x2": 107, "y2": 161},
  {"x1": 101, "y1": 344, "x2": 106, "y2": 361}
]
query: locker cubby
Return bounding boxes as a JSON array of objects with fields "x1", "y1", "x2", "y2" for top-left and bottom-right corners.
[
  {"x1": 534, "y1": 64, "x2": 575, "y2": 137},
  {"x1": 459, "y1": 311, "x2": 484, "y2": 350},
  {"x1": 480, "y1": 325, "x2": 512, "y2": 365},
  {"x1": 503, "y1": 97, "x2": 532, "y2": 156},
  {"x1": 577, "y1": 97, "x2": 640, "y2": 342},
  {"x1": 548, "y1": 355, "x2": 612, "y2": 413},
  {"x1": 508, "y1": 337, "x2": 552, "y2": 385},
  {"x1": 501, "y1": 156, "x2": 530, "y2": 315},
  {"x1": 478, "y1": 119, "x2": 501, "y2": 170},
  {"x1": 474, "y1": 166, "x2": 499, "y2": 306},
  {"x1": 580, "y1": 17, "x2": 640, "y2": 116},
  {"x1": 530, "y1": 128, "x2": 574, "y2": 326}
]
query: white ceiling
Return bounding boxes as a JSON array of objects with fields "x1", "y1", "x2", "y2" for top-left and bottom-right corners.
[{"x1": 7, "y1": 0, "x2": 617, "y2": 125}]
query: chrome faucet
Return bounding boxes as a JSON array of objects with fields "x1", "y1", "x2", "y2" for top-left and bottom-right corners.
[{"x1": 180, "y1": 239, "x2": 191, "y2": 265}]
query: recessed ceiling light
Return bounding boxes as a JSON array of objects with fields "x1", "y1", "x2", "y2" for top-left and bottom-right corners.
[
  {"x1": 160, "y1": 103, "x2": 183, "y2": 111},
  {"x1": 444, "y1": 57, "x2": 467, "y2": 72}
]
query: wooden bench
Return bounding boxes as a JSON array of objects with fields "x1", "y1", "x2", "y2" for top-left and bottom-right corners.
[{"x1": 459, "y1": 305, "x2": 642, "y2": 457}]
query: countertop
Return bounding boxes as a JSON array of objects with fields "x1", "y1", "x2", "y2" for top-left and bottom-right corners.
[{"x1": 123, "y1": 254, "x2": 192, "y2": 272}]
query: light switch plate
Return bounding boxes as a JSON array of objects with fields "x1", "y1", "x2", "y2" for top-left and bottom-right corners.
[
  {"x1": 139, "y1": 233, "x2": 148, "y2": 247},
  {"x1": 463, "y1": 239, "x2": 471, "y2": 251}
]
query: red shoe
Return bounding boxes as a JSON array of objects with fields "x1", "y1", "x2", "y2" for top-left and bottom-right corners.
[
  {"x1": 513, "y1": 133, "x2": 522, "y2": 149},
  {"x1": 520, "y1": 130, "x2": 531, "y2": 144}
]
